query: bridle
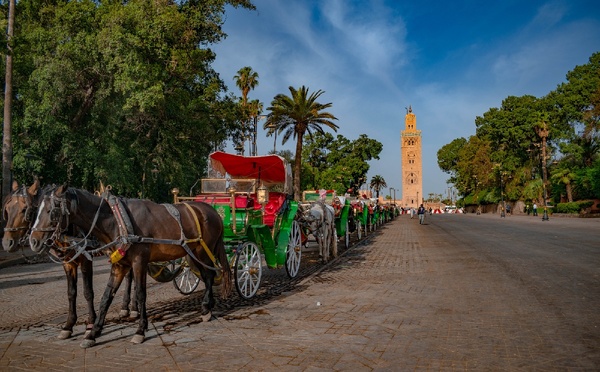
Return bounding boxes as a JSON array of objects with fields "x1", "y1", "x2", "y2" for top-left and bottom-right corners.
[{"x1": 3, "y1": 187, "x2": 35, "y2": 249}]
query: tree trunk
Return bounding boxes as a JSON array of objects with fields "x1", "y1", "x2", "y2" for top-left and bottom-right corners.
[
  {"x1": 293, "y1": 134, "x2": 304, "y2": 200},
  {"x1": 2, "y1": 0, "x2": 15, "y2": 203},
  {"x1": 566, "y1": 182, "x2": 573, "y2": 203}
]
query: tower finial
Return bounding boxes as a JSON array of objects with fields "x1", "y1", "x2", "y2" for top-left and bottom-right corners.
[{"x1": 409, "y1": 105, "x2": 412, "y2": 113}]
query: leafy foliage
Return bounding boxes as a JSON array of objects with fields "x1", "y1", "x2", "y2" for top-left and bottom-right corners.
[{"x1": 4, "y1": 0, "x2": 255, "y2": 201}]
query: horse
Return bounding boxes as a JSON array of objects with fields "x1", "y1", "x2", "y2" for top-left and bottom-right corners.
[
  {"x1": 29, "y1": 185, "x2": 232, "y2": 348},
  {"x1": 300, "y1": 201, "x2": 337, "y2": 263},
  {"x1": 2, "y1": 180, "x2": 137, "y2": 339}
]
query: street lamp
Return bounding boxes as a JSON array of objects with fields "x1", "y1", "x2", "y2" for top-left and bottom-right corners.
[{"x1": 389, "y1": 187, "x2": 396, "y2": 207}]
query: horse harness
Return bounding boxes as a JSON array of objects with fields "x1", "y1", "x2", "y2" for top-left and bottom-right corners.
[{"x1": 36, "y1": 189, "x2": 221, "y2": 274}]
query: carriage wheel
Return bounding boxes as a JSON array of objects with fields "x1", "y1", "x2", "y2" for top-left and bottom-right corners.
[
  {"x1": 344, "y1": 220, "x2": 350, "y2": 249},
  {"x1": 357, "y1": 220, "x2": 362, "y2": 239},
  {"x1": 234, "y1": 242, "x2": 262, "y2": 299},
  {"x1": 172, "y1": 258, "x2": 201, "y2": 295},
  {"x1": 285, "y1": 220, "x2": 302, "y2": 278}
]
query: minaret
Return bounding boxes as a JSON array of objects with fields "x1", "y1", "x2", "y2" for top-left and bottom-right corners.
[{"x1": 400, "y1": 106, "x2": 422, "y2": 209}]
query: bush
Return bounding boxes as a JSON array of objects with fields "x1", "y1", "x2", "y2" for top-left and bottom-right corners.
[{"x1": 556, "y1": 201, "x2": 594, "y2": 214}]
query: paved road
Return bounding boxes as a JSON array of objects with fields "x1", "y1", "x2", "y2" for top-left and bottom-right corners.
[{"x1": 0, "y1": 213, "x2": 598, "y2": 371}]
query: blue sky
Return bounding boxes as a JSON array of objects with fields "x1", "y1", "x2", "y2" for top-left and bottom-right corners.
[{"x1": 211, "y1": 0, "x2": 600, "y2": 199}]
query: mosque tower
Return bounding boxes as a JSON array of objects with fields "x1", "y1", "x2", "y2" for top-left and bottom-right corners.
[{"x1": 400, "y1": 106, "x2": 423, "y2": 209}]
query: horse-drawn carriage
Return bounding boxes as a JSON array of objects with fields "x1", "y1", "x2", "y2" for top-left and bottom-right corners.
[{"x1": 173, "y1": 151, "x2": 302, "y2": 300}]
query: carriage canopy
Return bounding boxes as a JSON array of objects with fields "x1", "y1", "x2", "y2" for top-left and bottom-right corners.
[{"x1": 209, "y1": 151, "x2": 293, "y2": 194}]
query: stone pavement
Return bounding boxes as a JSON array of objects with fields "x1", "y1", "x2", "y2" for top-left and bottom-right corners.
[{"x1": 0, "y1": 214, "x2": 598, "y2": 371}]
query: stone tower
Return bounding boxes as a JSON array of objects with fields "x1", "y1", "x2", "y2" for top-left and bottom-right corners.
[{"x1": 401, "y1": 106, "x2": 422, "y2": 209}]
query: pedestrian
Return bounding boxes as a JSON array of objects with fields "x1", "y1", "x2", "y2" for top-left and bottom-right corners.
[
  {"x1": 533, "y1": 203, "x2": 538, "y2": 216},
  {"x1": 506, "y1": 204, "x2": 511, "y2": 216},
  {"x1": 410, "y1": 207, "x2": 414, "y2": 219},
  {"x1": 418, "y1": 204, "x2": 425, "y2": 224}
]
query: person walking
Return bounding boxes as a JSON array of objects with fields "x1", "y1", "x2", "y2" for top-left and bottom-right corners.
[
  {"x1": 533, "y1": 203, "x2": 538, "y2": 216},
  {"x1": 418, "y1": 204, "x2": 426, "y2": 224}
]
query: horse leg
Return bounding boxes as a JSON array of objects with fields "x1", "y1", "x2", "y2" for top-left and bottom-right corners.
[
  {"x1": 130, "y1": 260, "x2": 148, "y2": 344},
  {"x1": 80, "y1": 263, "x2": 127, "y2": 348},
  {"x1": 198, "y1": 265, "x2": 215, "y2": 322},
  {"x1": 119, "y1": 269, "x2": 138, "y2": 319},
  {"x1": 331, "y1": 222, "x2": 338, "y2": 258},
  {"x1": 58, "y1": 261, "x2": 78, "y2": 339},
  {"x1": 79, "y1": 257, "x2": 96, "y2": 336}
]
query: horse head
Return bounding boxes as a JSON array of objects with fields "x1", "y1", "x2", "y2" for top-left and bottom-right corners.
[
  {"x1": 2, "y1": 180, "x2": 41, "y2": 252},
  {"x1": 29, "y1": 183, "x2": 72, "y2": 253}
]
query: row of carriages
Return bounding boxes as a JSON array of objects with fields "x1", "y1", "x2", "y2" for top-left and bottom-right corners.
[{"x1": 167, "y1": 151, "x2": 399, "y2": 300}]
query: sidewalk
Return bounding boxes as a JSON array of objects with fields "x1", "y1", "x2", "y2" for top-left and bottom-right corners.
[
  {"x1": 1, "y1": 214, "x2": 598, "y2": 370},
  {"x1": 0, "y1": 245, "x2": 41, "y2": 270}
]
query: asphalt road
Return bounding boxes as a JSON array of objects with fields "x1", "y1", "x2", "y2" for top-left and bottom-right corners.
[{"x1": 0, "y1": 213, "x2": 598, "y2": 371}]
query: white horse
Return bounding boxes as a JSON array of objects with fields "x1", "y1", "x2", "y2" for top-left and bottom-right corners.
[{"x1": 301, "y1": 201, "x2": 337, "y2": 263}]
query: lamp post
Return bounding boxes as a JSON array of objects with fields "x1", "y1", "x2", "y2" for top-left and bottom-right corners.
[
  {"x1": 537, "y1": 121, "x2": 550, "y2": 221},
  {"x1": 389, "y1": 187, "x2": 396, "y2": 207}
]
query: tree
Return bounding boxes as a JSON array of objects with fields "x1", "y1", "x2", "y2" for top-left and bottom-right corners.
[
  {"x1": 301, "y1": 132, "x2": 382, "y2": 195},
  {"x1": 2, "y1": 0, "x2": 15, "y2": 202},
  {"x1": 265, "y1": 86, "x2": 338, "y2": 200},
  {"x1": 550, "y1": 167, "x2": 576, "y2": 202},
  {"x1": 233, "y1": 66, "x2": 259, "y2": 154},
  {"x1": 5, "y1": 0, "x2": 254, "y2": 201},
  {"x1": 369, "y1": 175, "x2": 386, "y2": 198}
]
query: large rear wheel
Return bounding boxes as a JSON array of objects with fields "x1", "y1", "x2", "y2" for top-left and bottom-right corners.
[
  {"x1": 285, "y1": 220, "x2": 302, "y2": 278},
  {"x1": 234, "y1": 242, "x2": 262, "y2": 299}
]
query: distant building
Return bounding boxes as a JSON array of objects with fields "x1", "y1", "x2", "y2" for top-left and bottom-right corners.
[{"x1": 400, "y1": 106, "x2": 423, "y2": 209}]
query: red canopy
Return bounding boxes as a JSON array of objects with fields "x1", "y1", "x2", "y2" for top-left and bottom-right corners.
[{"x1": 209, "y1": 151, "x2": 290, "y2": 185}]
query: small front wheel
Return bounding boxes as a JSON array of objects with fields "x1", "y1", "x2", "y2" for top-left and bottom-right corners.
[
  {"x1": 234, "y1": 242, "x2": 262, "y2": 299},
  {"x1": 286, "y1": 220, "x2": 302, "y2": 278},
  {"x1": 173, "y1": 258, "x2": 201, "y2": 295}
]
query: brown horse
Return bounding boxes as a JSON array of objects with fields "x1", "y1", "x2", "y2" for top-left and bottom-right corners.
[
  {"x1": 2, "y1": 180, "x2": 137, "y2": 339},
  {"x1": 29, "y1": 185, "x2": 232, "y2": 348}
]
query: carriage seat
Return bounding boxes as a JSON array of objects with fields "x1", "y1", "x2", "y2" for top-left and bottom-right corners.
[{"x1": 252, "y1": 192, "x2": 286, "y2": 227}]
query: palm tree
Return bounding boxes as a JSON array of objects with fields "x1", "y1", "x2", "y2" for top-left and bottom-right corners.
[
  {"x1": 234, "y1": 66, "x2": 259, "y2": 106},
  {"x1": 234, "y1": 67, "x2": 259, "y2": 154},
  {"x1": 370, "y1": 175, "x2": 387, "y2": 198},
  {"x1": 550, "y1": 167, "x2": 576, "y2": 202},
  {"x1": 265, "y1": 86, "x2": 338, "y2": 199}
]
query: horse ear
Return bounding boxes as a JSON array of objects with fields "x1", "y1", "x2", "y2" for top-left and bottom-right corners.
[
  {"x1": 11, "y1": 180, "x2": 19, "y2": 192},
  {"x1": 99, "y1": 180, "x2": 105, "y2": 193},
  {"x1": 56, "y1": 183, "x2": 68, "y2": 196},
  {"x1": 28, "y1": 178, "x2": 40, "y2": 196}
]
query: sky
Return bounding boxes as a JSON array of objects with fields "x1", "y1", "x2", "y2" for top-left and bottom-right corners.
[{"x1": 210, "y1": 0, "x2": 600, "y2": 199}]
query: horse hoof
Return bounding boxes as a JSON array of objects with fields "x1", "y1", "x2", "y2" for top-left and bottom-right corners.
[
  {"x1": 201, "y1": 311, "x2": 212, "y2": 322},
  {"x1": 80, "y1": 339, "x2": 96, "y2": 348},
  {"x1": 57, "y1": 330, "x2": 72, "y2": 340},
  {"x1": 131, "y1": 334, "x2": 145, "y2": 344},
  {"x1": 119, "y1": 309, "x2": 130, "y2": 318},
  {"x1": 84, "y1": 324, "x2": 93, "y2": 337},
  {"x1": 130, "y1": 311, "x2": 139, "y2": 319}
]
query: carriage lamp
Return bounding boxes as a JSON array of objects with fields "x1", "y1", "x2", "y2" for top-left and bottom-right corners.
[
  {"x1": 257, "y1": 184, "x2": 269, "y2": 206},
  {"x1": 227, "y1": 186, "x2": 237, "y2": 195},
  {"x1": 171, "y1": 188, "x2": 179, "y2": 203}
]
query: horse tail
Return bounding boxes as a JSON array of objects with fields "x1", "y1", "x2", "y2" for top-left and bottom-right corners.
[{"x1": 216, "y1": 231, "x2": 232, "y2": 299}]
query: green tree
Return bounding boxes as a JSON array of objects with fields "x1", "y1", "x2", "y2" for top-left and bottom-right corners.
[
  {"x1": 369, "y1": 175, "x2": 386, "y2": 198},
  {"x1": 5, "y1": 0, "x2": 254, "y2": 201},
  {"x1": 233, "y1": 66, "x2": 259, "y2": 154},
  {"x1": 265, "y1": 86, "x2": 338, "y2": 200},
  {"x1": 301, "y1": 132, "x2": 382, "y2": 195}
]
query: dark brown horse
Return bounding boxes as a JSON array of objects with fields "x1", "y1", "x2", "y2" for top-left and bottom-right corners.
[
  {"x1": 2, "y1": 180, "x2": 137, "y2": 339},
  {"x1": 29, "y1": 185, "x2": 232, "y2": 348}
]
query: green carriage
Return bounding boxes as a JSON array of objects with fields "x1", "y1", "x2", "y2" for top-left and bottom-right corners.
[{"x1": 173, "y1": 151, "x2": 302, "y2": 299}]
